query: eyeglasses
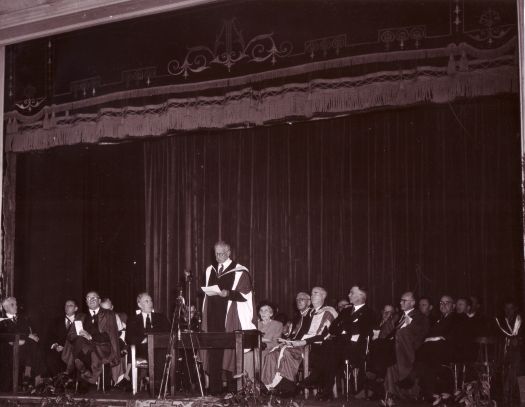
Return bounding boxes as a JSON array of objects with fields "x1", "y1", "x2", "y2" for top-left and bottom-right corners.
[
  {"x1": 87, "y1": 296, "x2": 99, "y2": 300},
  {"x1": 215, "y1": 251, "x2": 229, "y2": 256},
  {"x1": 400, "y1": 299, "x2": 413, "y2": 302},
  {"x1": 439, "y1": 301, "x2": 453, "y2": 305}
]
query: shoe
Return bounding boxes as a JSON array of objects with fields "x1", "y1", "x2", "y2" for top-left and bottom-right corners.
[{"x1": 112, "y1": 378, "x2": 131, "y2": 392}]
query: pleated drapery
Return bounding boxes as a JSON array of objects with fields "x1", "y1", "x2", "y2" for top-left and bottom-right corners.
[{"x1": 144, "y1": 96, "x2": 522, "y2": 316}]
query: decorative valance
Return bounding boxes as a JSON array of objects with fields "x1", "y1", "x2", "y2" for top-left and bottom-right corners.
[{"x1": 3, "y1": 0, "x2": 518, "y2": 152}]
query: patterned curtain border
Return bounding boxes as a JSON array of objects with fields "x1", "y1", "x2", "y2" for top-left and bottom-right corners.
[{"x1": 4, "y1": 39, "x2": 519, "y2": 152}]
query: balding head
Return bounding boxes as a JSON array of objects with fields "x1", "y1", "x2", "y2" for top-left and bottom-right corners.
[
  {"x1": 1, "y1": 297, "x2": 17, "y2": 315},
  {"x1": 348, "y1": 286, "x2": 367, "y2": 306},
  {"x1": 295, "y1": 292, "x2": 311, "y2": 311},
  {"x1": 214, "y1": 241, "x2": 231, "y2": 264},
  {"x1": 439, "y1": 295, "x2": 455, "y2": 316},
  {"x1": 400, "y1": 291, "x2": 416, "y2": 312},
  {"x1": 310, "y1": 287, "x2": 327, "y2": 308}
]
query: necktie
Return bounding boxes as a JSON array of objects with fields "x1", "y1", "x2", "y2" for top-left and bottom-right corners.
[
  {"x1": 396, "y1": 313, "x2": 407, "y2": 329},
  {"x1": 218, "y1": 264, "x2": 224, "y2": 275},
  {"x1": 91, "y1": 311, "x2": 96, "y2": 323},
  {"x1": 66, "y1": 318, "x2": 72, "y2": 329},
  {"x1": 145, "y1": 314, "x2": 152, "y2": 331}
]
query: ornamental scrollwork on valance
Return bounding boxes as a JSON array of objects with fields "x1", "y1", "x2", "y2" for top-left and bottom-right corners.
[{"x1": 167, "y1": 19, "x2": 293, "y2": 79}]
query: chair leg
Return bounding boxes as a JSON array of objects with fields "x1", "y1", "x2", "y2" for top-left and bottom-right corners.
[
  {"x1": 353, "y1": 367, "x2": 359, "y2": 393},
  {"x1": 344, "y1": 360, "x2": 350, "y2": 400}
]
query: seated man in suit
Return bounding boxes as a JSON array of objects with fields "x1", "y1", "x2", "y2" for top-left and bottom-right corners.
[
  {"x1": 384, "y1": 292, "x2": 428, "y2": 400},
  {"x1": 65, "y1": 291, "x2": 120, "y2": 388},
  {"x1": 455, "y1": 297, "x2": 477, "y2": 363},
  {"x1": 307, "y1": 285, "x2": 376, "y2": 400},
  {"x1": 46, "y1": 299, "x2": 79, "y2": 377},
  {"x1": 126, "y1": 292, "x2": 170, "y2": 394},
  {"x1": 262, "y1": 288, "x2": 336, "y2": 396},
  {"x1": 0, "y1": 297, "x2": 46, "y2": 390},
  {"x1": 367, "y1": 304, "x2": 397, "y2": 381},
  {"x1": 402, "y1": 294, "x2": 461, "y2": 401},
  {"x1": 126, "y1": 292, "x2": 170, "y2": 358}
]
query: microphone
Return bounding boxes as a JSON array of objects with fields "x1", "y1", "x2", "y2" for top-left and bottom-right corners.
[{"x1": 184, "y1": 269, "x2": 192, "y2": 281}]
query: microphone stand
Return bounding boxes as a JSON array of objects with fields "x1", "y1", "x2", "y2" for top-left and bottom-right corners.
[{"x1": 184, "y1": 271, "x2": 205, "y2": 398}]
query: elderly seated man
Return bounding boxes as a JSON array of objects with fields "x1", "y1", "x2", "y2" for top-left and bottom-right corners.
[
  {"x1": 126, "y1": 292, "x2": 170, "y2": 394},
  {"x1": 261, "y1": 287, "x2": 337, "y2": 396},
  {"x1": 64, "y1": 291, "x2": 121, "y2": 391},
  {"x1": 303, "y1": 285, "x2": 376, "y2": 400},
  {"x1": 398, "y1": 294, "x2": 462, "y2": 401},
  {"x1": 0, "y1": 297, "x2": 46, "y2": 391}
]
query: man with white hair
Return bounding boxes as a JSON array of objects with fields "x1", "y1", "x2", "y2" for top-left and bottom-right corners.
[
  {"x1": 304, "y1": 285, "x2": 375, "y2": 400},
  {"x1": 201, "y1": 241, "x2": 256, "y2": 394},
  {"x1": 262, "y1": 287, "x2": 337, "y2": 397},
  {"x1": 126, "y1": 292, "x2": 170, "y2": 359},
  {"x1": 0, "y1": 297, "x2": 45, "y2": 390}
]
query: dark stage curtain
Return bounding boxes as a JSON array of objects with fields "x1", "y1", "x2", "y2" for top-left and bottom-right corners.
[
  {"x1": 144, "y1": 96, "x2": 522, "y2": 317},
  {"x1": 14, "y1": 143, "x2": 145, "y2": 337}
]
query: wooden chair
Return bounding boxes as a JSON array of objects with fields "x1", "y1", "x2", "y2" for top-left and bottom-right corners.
[{"x1": 130, "y1": 344, "x2": 149, "y2": 395}]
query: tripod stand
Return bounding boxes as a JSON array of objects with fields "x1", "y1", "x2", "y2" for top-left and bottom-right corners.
[
  {"x1": 158, "y1": 297, "x2": 183, "y2": 399},
  {"x1": 158, "y1": 272, "x2": 204, "y2": 399}
]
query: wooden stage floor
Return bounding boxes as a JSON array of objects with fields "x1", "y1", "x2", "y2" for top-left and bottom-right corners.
[{"x1": 0, "y1": 391, "x2": 427, "y2": 407}]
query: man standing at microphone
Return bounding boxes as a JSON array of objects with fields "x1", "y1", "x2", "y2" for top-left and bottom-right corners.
[{"x1": 201, "y1": 241, "x2": 256, "y2": 395}]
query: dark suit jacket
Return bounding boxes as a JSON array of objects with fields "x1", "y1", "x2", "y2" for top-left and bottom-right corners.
[
  {"x1": 426, "y1": 312, "x2": 460, "y2": 343},
  {"x1": 48, "y1": 315, "x2": 79, "y2": 348},
  {"x1": 329, "y1": 303, "x2": 375, "y2": 364},
  {"x1": 126, "y1": 312, "x2": 170, "y2": 346},
  {"x1": 0, "y1": 314, "x2": 32, "y2": 337},
  {"x1": 329, "y1": 304, "x2": 376, "y2": 342},
  {"x1": 394, "y1": 309, "x2": 429, "y2": 378},
  {"x1": 66, "y1": 308, "x2": 120, "y2": 366}
]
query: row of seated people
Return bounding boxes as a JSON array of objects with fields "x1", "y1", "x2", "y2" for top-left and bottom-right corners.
[
  {"x1": 257, "y1": 288, "x2": 523, "y2": 404},
  {"x1": 0, "y1": 291, "x2": 193, "y2": 393}
]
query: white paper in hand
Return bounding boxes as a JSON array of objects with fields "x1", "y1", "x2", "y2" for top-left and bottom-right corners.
[
  {"x1": 201, "y1": 285, "x2": 222, "y2": 296},
  {"x1": 74, "y1": 320, "x2": 83, "y2": 335}
]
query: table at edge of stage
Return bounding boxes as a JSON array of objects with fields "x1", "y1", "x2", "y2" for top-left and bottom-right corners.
[
  {"x1": 0, "y1": 333, "x2": 22, "y2": 394},
  {"x1": 147, "y1": 329, "x2": 262, "y2": 397}
]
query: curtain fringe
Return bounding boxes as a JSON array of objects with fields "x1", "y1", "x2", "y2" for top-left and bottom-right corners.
[{"x1": 6, "y1": 65, "x2": 518, "y2": 152}]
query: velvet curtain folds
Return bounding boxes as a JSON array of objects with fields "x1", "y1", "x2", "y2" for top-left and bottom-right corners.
[{"x1": 144, "y1": 96, "x2": 522, "y2": 317}]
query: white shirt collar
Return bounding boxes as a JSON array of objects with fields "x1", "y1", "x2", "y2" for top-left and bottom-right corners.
[
  {"x1": 405, "y1": 308, "x2": 414, "y2": 315},
  {"x1": 90, "y1": 307, "x2": 100, "y2": 315},
  {"x1": 353, "y1": 303, "x2": 365, "y2": 311},
  {"x1": 218, "y1": 258, "x2": 232, "y2": 272},
  {"x1": 66, "y1": 315, "x2": 75, "y2": 321}
]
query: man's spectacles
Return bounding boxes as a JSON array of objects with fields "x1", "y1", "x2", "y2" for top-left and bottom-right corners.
[
  {"x1": 215, "y1": 251, "x2": 229, "y2": 256},
  {"x1": 400, "y1": 299, "x2": 413, "y2": 302},
  {"x1": 439, "y1": 301, "x2": 453, "y2": 305}
]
